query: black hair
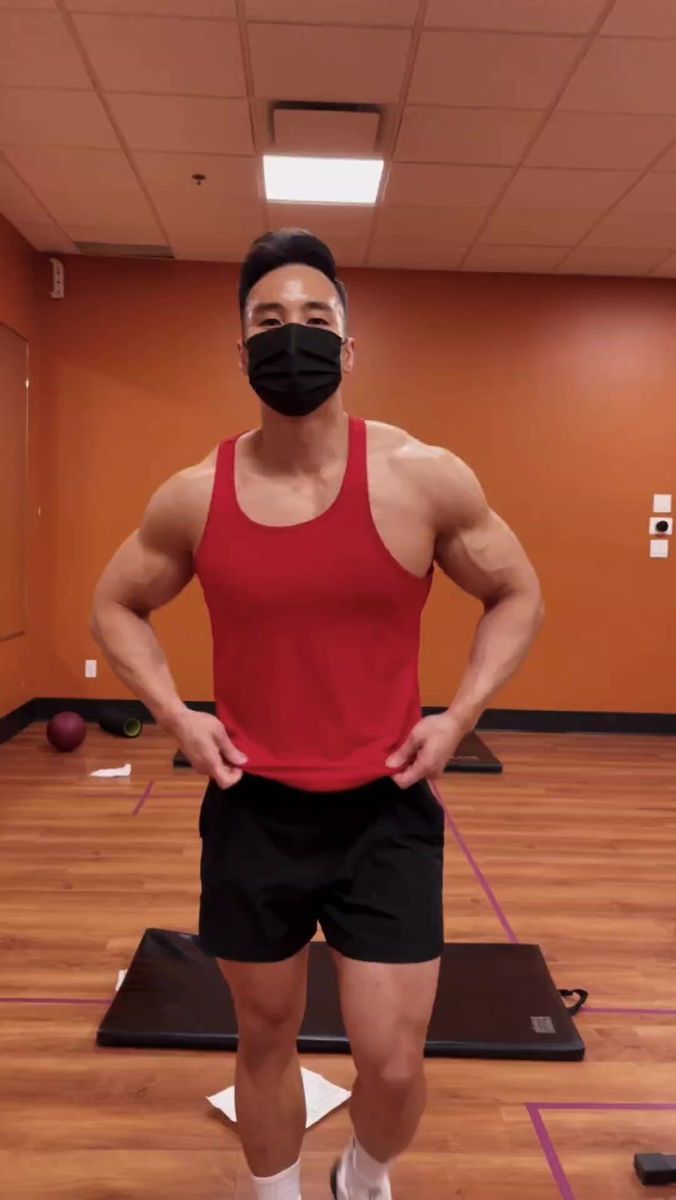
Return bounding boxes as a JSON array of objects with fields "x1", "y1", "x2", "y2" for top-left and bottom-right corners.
[{"x1": 238, "y1": 227, "x2": 348, "y2": 323}]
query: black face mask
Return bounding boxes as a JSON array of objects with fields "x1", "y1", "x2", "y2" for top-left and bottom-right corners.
[{"x1": 246, "y1": 323, "x2": 343, "y2": 417}]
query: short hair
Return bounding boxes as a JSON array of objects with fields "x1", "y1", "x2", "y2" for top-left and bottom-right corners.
[{"x1": 239, "y1": 227, "x2": 348, "y2": 323}]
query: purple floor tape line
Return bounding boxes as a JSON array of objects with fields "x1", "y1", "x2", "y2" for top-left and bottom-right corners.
[
  {"x1": 431, "y1": 783, "x2": 519, "y2": 944},
  {"x1": 132, "y1": 779, "x2": 154, "y2": 816},
  {"x1": 528, "y1": 1103, "x2": 676, "y2": 1200}
]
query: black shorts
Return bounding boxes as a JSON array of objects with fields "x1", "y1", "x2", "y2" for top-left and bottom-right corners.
[{"x1": 197, "y1": 773, "x2": 445, "y2": 964}]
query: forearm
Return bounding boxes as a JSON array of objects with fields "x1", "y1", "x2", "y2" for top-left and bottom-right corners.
[
  {"x1": 91, "y1": 600, "x2": 187, "y2": 731},
  {"x1": 447, "y1": 589, "x2": 544, "y2": 732}
]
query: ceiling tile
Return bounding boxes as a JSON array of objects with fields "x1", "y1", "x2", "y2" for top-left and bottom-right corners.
[
  {"x1": 654, "y1": 142, "x2": 676, "y2": 171},
  {"x1": 425, "y1": 0, "x2": 607, "y2": 33},
  {"x1": 409, "y1": 31, "x2": 583, "y2": 108},
  {"x1": 264, "y1": 202, "x2": 373, "y2": 240},
  {"x1": 375, "y1": 204, "x2": 487, "y2": 242},
  {"x1": 395, "y1": 107, "x2": 541, "y2": 166},
  {"x1": 155, "y1": 190, "x2": 263, "y2": 232},
  {"x1": 108, "y1": 95, "x2": 253, "y2": 154},
  {"x1": 72, "y1": 14, "x2": 246, "y2": 96},
  {"x1": 502, "y1": 166, "x2": 636, "y2": 210},
  {"x1": 582, "y1": 209, "x2": 676, "y2": 247},
  {"x1": 0, "y1": 0, "x2": 56, "y2": 8},
  {"x1": 462, "y1": 244, "x2": 568, "y2": 272},
  {"x1": 4, "y1": 145, "x2": 155, "y2": 225},
  {"x1": 12, "y1": 221, "x2": 76, "y2": 253},
  {"x1": 0, "y1": 155, "x2": 53, "y2": 224},
  {"x1": 652, "y1": 251, "x2": 676, "y2": 278},
  {"x1": 166, "y1": 199, "x2": 265, "y2": 258},
  {"x1": 0, "y1": 11, "x2": 90, "y2": 88},
  {"x1": 602, "y1": 0, "x2": 676, "y2": 37},
  {"x1": 0, "y1": 88, "x2": 118, "y2": 149},
  {"x1": 136, "y1": 152, "x2": 258, "y2": 199},
  {"x1": 527, "y1": 112, "x2": 676, "y2": 170},
  {"x1": 368, "y1": 237, "x2": 467, "y2": 269},
  {"x1": 613, "y1": 171, "x2": 676, "y2": 213},
  {"x1": 384, "y1": 162, "x2": 510, "y2": 208},
  {"x1": 246, "y1": 0, "x2": 417, "y2": 22},
  {"x1": 557, "y1": 245, "x2": 669, "y2": 275},
  {"x1": 248, "y1": 24, "x2": 411, "y2": 103},
  {"x1": 560, "y1": 38, "x2": 676, "y2": 114},
  {"x1": 65, "y1": 0, "x2": 235, "y2": 13},
  {"x1": 481, "y1": 206, "x2": 602, "y2": 245}
]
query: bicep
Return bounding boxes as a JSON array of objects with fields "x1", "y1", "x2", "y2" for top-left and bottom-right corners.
[
  {"x1": 95, "y1": 529, "x2": 193, "y2": 615},
  {"x1": 436, "y1": 508, "x2": 538, "y2": 604},
  {"x1": 432, "y1": 459, "x2": 539, "y2": 604},
  {"x1": 94, "y1": 480, "x2": 195, "y2": 616}
]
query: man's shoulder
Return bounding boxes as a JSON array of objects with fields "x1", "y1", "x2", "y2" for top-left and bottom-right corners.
[{"x1": 364, "y1": 419, "x2": 465, "y2": 481}]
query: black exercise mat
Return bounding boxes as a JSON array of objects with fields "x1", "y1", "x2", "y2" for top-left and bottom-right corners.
[
  {"x1": 444, "y1": 731, "x2": 502, "y2": 774},
  {"x1": 98, "y1": 930, "x2": 584, "y2": 1061},
  {"x1": 173, "y1": 733, "x2": 502, "y2": 775}
]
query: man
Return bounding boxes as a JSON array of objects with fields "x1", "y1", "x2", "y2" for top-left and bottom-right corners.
[{"x1": 92, "y1": 229, "x2": 543, "y2": 1200}]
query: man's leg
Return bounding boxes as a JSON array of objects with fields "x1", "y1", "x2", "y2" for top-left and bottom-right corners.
[
  {"x1": 332, "y1": 953, "x2": 441, "y2": 1196},
  {"x1": 218, "y1": 949, "x2": 308, "y2": 1192}
]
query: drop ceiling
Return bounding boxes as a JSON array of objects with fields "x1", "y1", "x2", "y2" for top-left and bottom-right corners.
[{"x1": 3, "y1": 0, "x2": 676, "y2": 276}]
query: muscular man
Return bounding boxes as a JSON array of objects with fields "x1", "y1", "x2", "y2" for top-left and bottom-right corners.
[{"x1": 92, "y1": 229, "x2": 543, "y2": 1200}]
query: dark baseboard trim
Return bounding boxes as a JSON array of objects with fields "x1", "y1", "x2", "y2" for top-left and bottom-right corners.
[
  {"x1": 2, "y1": 700, "x2": 674, "y2": 742},
  {"x1": 425, "y1": 707, "x2": 676, "y2": 736},
  {"x1": 0, "y1": 699, "x2": 36, "y2": 745}
]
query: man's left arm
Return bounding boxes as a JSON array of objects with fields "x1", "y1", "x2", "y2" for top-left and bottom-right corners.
[{"x1": 387, "y1": 452, "x2": 544, "y2": 787}]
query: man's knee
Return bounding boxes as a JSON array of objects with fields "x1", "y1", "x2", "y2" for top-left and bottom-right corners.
[
  {"x1": 358, "y1": 1042, "x2": 425, "y2": 1096},
  {"x1": 236, "y1": 999, "x2": 301, "y2": 1065}
]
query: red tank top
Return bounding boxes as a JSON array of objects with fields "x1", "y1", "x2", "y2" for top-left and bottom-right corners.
[{"x1": 195, "y1": 417, "x2": 432, "y2": 792}]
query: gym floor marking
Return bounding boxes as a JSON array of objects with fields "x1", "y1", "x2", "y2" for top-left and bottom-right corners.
[
  {"x1": 132, "y1": 778, "x2": 154, "y2": 815},
  {"x1": 432, "y1": 784, "x2": 676, "y2": 1018},
  {"x1": 527, "y1": 1104, "x2": 676, "y2": 1200}
]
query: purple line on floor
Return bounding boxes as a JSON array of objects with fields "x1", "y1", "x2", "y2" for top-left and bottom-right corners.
[
  {"x1": 584, "y1": 1007, "x2": 676, "y2": 1017},
  {"x1": 537, "y1": 1102, "x2": 676, "y2": 1112},
  {"x1": 0, "y1": 997, "x2": 108, "y2": 1005},
  {"x1": 431, "y1": 783, "x2": 519, "y2": 945},
  {"x1": 132, "y1": 779, "x2": 154, "y2": 816},
  {"x1": 527, "y1": 1104, "x2": 576, "y2": 1200}
]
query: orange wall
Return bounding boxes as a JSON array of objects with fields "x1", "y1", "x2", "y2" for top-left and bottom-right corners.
[
  {"x1": 0, "y1": 216, "x2": 39, "y2": 717},
  {"x1": 34, "y1": 255, "x2": 676, "y2": 714}
]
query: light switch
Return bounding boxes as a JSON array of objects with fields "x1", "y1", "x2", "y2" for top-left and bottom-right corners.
[
  {"x1": 650, "y1": 540, "x2": 669, "y2": 559},
  {"x1": 653, "y1": 494, "x2": 672, "y2": 514}
]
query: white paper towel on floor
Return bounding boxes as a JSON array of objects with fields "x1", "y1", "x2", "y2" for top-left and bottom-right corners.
[
  {"x1": 91, "y1": 763, "x2": 132, "y2": 778},
  {"x1": 208, "y1": 1067, "x2": 351, "y2": 1129}
]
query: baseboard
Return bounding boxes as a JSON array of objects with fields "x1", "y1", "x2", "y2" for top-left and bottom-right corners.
[
  {"x1": 0, "y1": 699, "x2": 36, "y2": 745},
  {"x1": 2, "y1": 700, "x2": 674, "y2": 743}
]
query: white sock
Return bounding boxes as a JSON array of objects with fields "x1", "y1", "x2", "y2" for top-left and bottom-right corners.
[
  {"x1": 341, "y1": 1140, "x2": 392, "y2": 1198},
  {"x1": 251, "y1": 1157, "x2": 301, "y2": 1200}
]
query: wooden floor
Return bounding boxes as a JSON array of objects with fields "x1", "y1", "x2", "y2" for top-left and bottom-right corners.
[{"x1": 1, "y1": 725, "x2": 675, "y2": 1199}]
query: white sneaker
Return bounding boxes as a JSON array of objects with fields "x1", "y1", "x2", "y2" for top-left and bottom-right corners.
[{"x1": 330, "y1": 1147, "x2": 393, "y2": 1200}]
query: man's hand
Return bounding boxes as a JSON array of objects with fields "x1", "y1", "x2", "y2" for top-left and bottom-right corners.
[
  {"x1": 167, "y1": 709, "x2": 247, "y2": 789},
  {"x1": 386, "y1": 712, "x2": 466, "y2": 789}
]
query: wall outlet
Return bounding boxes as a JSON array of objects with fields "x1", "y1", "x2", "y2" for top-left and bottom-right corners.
[
  {"x1": 85, "y1": 659, "x2": 98, "y2": 678},
  {"x1": 650, "y1": 540, "x2": 669, "y2": 559},
  {"x1": 653, "y1": 494, "x2": 672, "y2": 514},
  {"x1": 650, "y1": 516, "x2": 673, "y2": 535}
]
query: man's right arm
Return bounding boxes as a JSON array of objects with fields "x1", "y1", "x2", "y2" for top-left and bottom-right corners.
[{"x1": 91, "y1": 473, "x2": 247, "y2": 788}]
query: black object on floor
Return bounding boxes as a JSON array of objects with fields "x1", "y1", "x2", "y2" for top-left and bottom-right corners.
[
  {"x1": 97, "y1": 930, "x2": 585, "y2": 1060},
  {"x1": 635, "y1": 1154, "x2": 676, "y2": 1186},
  {"x1": 445, "y1": 731, "x2": 502, "y2": 774},
  {"x1": 172, "y1": 732, "x2": 503, "y2": 775},
  {"x1": 99, "y1": 707, "x2": 143, "y2": 738}
]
